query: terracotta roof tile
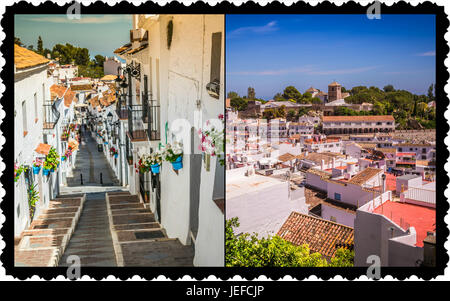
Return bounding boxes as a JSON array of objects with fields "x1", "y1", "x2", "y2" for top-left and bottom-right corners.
[
  {"x1": 14, "y1": 44, "x2": 49, "y2": 70},
  {"x1": 347, "y1": 167, "x2": 382, "y2": 186},
  {"x1": 277, "y1": 212, "x2": 354, "y2": 258},
  {"x1": 278, "y1": 153, "x2": 296, "y2": 162},
  {"x1": 35, "y1": 143, "x2": 52, "y2": 155},
  {"x1": 114, "y1": 43, "x2": 132, "y2": 54},
  {"x1": 50, "y1": 84, "x2": 67, "y2": 99},
  {"x1": 70, "y1": 84, "x2": 93, "y2": 91},
  {"x1": 64, "y1": 89, "x2": 77, "y2": 107}
]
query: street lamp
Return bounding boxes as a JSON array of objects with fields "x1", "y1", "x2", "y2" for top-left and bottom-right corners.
[{"x1": 107, "y1": 112, "x2": 113, "y2": 124}]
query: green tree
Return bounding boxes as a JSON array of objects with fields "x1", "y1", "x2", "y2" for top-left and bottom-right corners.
[
  {"x1": 427, "y1": 84, "x2": 434, "y2": 102},
  {"x1": 383, "y1": 84, "x2": 395, "y2": 92},
  {"x1": 230, "y1": 97, "x2": 248, "y2": 111},
  {"x1": 273, "y1": 92, "x2": 284, "y2": 101},
  {"x1": 287, "y1": 109, "x2": 297, "y2": 121},
  {"x1": 226, "y1": 218, "x2": 353, "y2": 267},
  {"x1": 94, "y1": 54, "x2": 106, "y2": 67},
  {"x1": 282, "y1": 86, "x2": 302, "y2": 102},
  {"x1": 37, "y1": 36, "x2": 43, "y2": 54},
  {"x1": 416, "y1": 102, "x2": 428, "y2": 118},
  {"x1": 227, "y1": 91, "x2": 239, "y2": 99},
  {"x1": 14, "y1": 37, "x2": 23, "y2": 46}
]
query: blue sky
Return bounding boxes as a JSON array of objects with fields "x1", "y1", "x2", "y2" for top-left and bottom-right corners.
[
  {"x1": 15, "y1": 14, "x2": 132, "y2": 60},
  {"x1": 226, "y1": 14, "x2": 436, "y2": 100}
]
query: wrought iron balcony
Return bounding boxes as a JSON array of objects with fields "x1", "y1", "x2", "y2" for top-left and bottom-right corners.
[
  {"x1": 128, "y1": 105, "x2": 147, "y2": 141},
  {"x1": 147, "y1": 101, "x2": 160, "y2": 141},
  {"x1": 43, "y1": 101, "x2": 60, "y2": 130}
]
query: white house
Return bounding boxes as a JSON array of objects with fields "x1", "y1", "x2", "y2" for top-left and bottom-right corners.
[{"x1": 113, "y1": 14, "x2": 224, "y2": 266}]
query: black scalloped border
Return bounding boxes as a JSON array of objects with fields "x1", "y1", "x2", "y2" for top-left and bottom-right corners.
[{"x1": 1, "y1": 0, "x2": 448, "y2": 281}]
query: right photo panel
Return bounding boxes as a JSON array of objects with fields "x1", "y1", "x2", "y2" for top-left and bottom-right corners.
[{"x1": 225, "y1": 14, "x2": 436, "y2": 267}]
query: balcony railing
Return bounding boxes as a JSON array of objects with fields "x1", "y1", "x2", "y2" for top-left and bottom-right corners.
[
  {"x1": 116, "y1": 96, "x2": 128, "y2": 119},
  {"x1": 148, "y1": 102, "x2": 160, "y2": 141},
  {"x1": 128, "y1": 105, "x2": 147, "y2": 141},
  {"x1": 43, "y1": 102, "x2": 60, "y2": 130}
]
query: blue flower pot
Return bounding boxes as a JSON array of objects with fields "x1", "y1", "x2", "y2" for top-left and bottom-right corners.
[
  {"x1": 151, "y1": 164, "x2": 160, "y2": 174},
  {"x1": 171, "y1": 156, "x2": 183, "y2": 171},
  {"x1": 32, "y1": 166, "x2": 41, "y2": 175},
  {"x1": 114, "y1": 154, "x2": 118, "y2": 158},
  {"x1": 61, "y1": 157, "x2": 65, "y2": 161},
  {"x1": 43, "y1": 168, "x2": 50, "y2": 176}
]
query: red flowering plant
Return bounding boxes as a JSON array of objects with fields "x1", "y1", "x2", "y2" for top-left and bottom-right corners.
[
  {"x1": 198, "y1": 114, "x2": 225, "y2": 166},
  {"x1": 110, "y1": 147, "x2": 118, "y2": 156}
]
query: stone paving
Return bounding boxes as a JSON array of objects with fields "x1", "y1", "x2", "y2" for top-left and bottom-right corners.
[{"x1": 106, "y1": 193, "x2": 194, "y2": 267}]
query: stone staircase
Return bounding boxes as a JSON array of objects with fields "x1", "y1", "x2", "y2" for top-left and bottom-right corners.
[
  {"x1": 106, "y1": 191, "x2": 194, "y2": 266},
  {"x1": 14, "y1": 194, "x2": 86, "y2": 267}
]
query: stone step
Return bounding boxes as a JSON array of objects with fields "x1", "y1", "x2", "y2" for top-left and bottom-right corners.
[
  {"x1": 111, "y1": 208, "x2": 150, "y2": 215},
  {"x1": 110, "y1": 203, "x2": 145, "y2": 210},
  {"x1": 111, "y1": 213, "x2": 155, "y2": 225},
  {"x1": 113, "y1": 222, "x2": 160, "y2": 231},
  {"x1": 115, "y1": 228, "x2": 167, "y2": 243},
  {"x1": 15, "y1": 248, "x2": 59, "y2": 267}
]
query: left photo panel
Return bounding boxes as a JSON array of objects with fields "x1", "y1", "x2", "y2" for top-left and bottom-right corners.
[{"x1": 12, "y1": 14, "x2": 225, "y2": 267}]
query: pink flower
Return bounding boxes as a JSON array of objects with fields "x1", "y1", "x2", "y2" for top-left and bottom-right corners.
[{"x1": 218, "y1": 114, "x2": 224, "y2": 120}]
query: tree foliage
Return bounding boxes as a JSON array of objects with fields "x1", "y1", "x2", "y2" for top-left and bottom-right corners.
[{"x1": 226, "y1": 218, "x2": 354, "y2": 267}]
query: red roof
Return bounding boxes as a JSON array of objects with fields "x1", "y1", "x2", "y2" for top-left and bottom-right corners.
[
  {"x1": 385, "y1": 173, "x2": 396, "y2": 192},
  {"x1": 373, "y1": 201, "x2": 435, "y2": 247}
]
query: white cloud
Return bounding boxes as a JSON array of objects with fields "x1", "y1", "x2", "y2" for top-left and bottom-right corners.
[
  {"x1": 227, "y1": 21, "x2": 278, "y2": 38},
  {"x1": 417, "y1": 51, "x2": 435, "y2": 57}
]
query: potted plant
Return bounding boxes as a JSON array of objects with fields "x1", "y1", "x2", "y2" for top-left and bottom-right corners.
[
  {"x1": 45, "y1": 147, "x2": 60, "y2": 173},
  {"x1": 14, "y1": 163, "x2": 27, "y2": 182},
  {"x1": 32, "y1": 159, "x2": 43, "y2": 175},
  {"x1": 149, "y1": 150, "x2": 164, "y2": 174},
  {"x1": 28, "y1": 183, "x2": 39, "y2": 220},
  {"x1": 164, "y1": 142, "x2": 183, "y2": 172},
  {"x1": 137, "y1": 155, "x2": 150, "y2": 174},
  {"x1": 110, "y1": 147, "x2": 118, "y2": 158},
  {"x1": 43, "y1": 160, "x2": 52, "y2": 176},
  {"x1": 198, "y1": 114, "x2": 225, "y2": 170}
]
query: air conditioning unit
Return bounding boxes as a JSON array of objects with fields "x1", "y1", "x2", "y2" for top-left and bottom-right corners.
[{"x1": 130, "y1": 28, "x2": 148, "y2": 42}]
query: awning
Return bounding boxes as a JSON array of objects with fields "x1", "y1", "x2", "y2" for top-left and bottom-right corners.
[{"x1": 35, "y1": 143, "x2": 52, "y2": 155}]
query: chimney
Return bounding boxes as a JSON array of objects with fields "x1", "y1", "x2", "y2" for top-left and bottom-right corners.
[{"x1": 422, "y1": 232, "x2": 436, "y2": 267}]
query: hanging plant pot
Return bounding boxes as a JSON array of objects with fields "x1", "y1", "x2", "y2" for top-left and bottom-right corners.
[
  {"x1": 114, "y1": 153, "x2": 119, "y2": 158},
  {"x1": 43, "y1": 168, "x2": 51, "y2": 176},
  {"x1": 171, "y1": 155, "x2": 183, "y2": 171},
  {"x1": 32, "y1": 166, "x2": 41, "y2": 175},
  {"x1": 151, "y1": 163, "x2": 161, "y2": 174},
  {"x1": 61, "y1": 156, "x2": 66, "y2": 162}
]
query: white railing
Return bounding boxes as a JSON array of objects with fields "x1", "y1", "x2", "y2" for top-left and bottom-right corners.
[{"x1": 400, "y1": 186, "x2": 435, "y2": 208}]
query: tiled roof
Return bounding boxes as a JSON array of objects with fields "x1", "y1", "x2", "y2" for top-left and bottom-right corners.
[
  {"x1": 376, "y1": 148, "x2": 396, "y2": 154},
  {"x1": 14, "y1": 44, "x2": 49, "y2": 70},
  {"x1": 89, "y1": 96, "x2": 99, "y2": 108},
  {"x1": 126, "y1": 43, "x2": 148, "y2": 55},
  {"x1": 277, "y1": 211, "x2": 354, "y2": 258},
  {"x1": 100, "y1": 74, "x2": 118, "y2": 81},
  {"x1": 64, "y1": 89, "x2": 77, "y2": 107},
  {"x1": 328, "y1": 81, "x2": 341, "y2": 86},
  {"x1": 278, "y1": 153, "x2": 296, "y2": 162},
  {"x1": 347, "y1": 167, "x2": 382, "y2": 186},
  {"x1": 70, "y1": 84, "x2": 93, "y2": 91},
  {"x1": 50, "y1": 84, "x2": 67, "y2": 99},
  {"x1": 113, "y1": 43, "x2": 132, "y2": 54},
  {"x1": 35, "y1": 143, "x2": 52, "y2": 155},
  {"x1": 323, "y1": 115, "x2": 395, "y2": 122}
]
